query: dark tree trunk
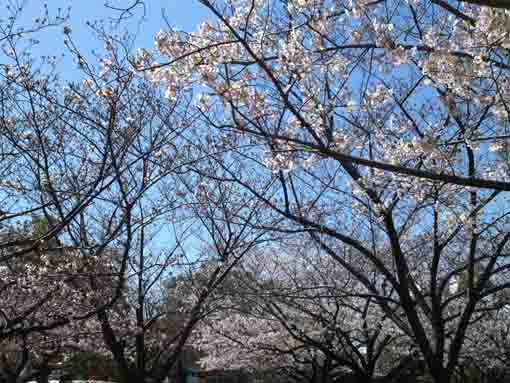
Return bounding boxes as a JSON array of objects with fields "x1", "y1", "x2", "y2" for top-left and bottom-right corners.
[
  {"x1": 3, "y1": 374, "x2": 18, "y2": 383},
  {"x1": 354, "y1": 372, "x2": 373, "y2": 383},
  {"x1": 36, "y1": 366, "x2": 50, "y2": 383},
  {"x1": 430, "y1": 367, "x2": 450, "y2": 383}
]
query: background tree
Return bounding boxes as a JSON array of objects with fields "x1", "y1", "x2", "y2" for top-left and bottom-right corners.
[{"x1": 191, "y1": 244, "x2": 419, "y2": 383}]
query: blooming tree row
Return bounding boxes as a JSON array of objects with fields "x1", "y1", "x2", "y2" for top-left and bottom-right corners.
[
  {"x1": 2, "y1": 1, "x2": 510, "y2": 382},
  {"x1": 146, "y1": 0, "x2": 510, "y2": 382},
  {"x1": 0, "y1": 3, "x2": 266, "y2": 383}
]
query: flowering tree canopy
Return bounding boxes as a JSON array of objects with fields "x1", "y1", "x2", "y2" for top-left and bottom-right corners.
[
  {"x1": 146, "y1": 1, "x2": 510, "y2": 382},
  {"x1": 3, "y1": 1, "x2": 510, "y2": 382},
  {"x1": 0, "y1": 4, "x2": 264, "y2": 383}
]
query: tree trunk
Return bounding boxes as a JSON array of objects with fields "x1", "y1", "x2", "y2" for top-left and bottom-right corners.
[
  {"x1": 36, "y1": 367, "x2": 50, "y2": 383},
  {"x1": 354, "y1": 373, "x2": 372, "y2": 383},
  {"x1": 431, "y1": 367, "x2": 450, "y2": 383},
  {"x1": 2, "y1": 373, "x2": 18, "y2": 383}
]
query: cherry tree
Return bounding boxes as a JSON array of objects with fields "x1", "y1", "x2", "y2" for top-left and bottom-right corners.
[
  {"x1": 62, "y1": 152, "x2": 269, "y2": 383},
  {"x1": 191, "y1": 245, "x2": 419, "y2": 383},
  {"x1": 0, "y1": 2, "x2": 213, "y2": 378},
  {"x1": 0, "y1": 5, "x2": 271, "y2": 383},
  {"x1": 145, "y1": 0, "x2": 510, "y2": 382},
  {"x1": 0, "y1": 221, "x2": 114, "y2": 383},
  {"x1": 0, "y1": 9, "x2": 137, "y2": 340},
  {"x1": 460, "y1": 301, "x2": 510, "y2": 381}
]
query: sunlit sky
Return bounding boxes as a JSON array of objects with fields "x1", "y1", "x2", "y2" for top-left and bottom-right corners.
[{"x1": 16, "y1": 0, "x2": 209, "y2": 78}]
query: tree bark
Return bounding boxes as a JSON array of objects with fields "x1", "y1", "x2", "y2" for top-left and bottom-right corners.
[
  {"x1": 430, "y1": 367, "x2": 450, "y2": 383},
  {"x1": 36, "y1": 367, "x2": 50, "y2": 383}
]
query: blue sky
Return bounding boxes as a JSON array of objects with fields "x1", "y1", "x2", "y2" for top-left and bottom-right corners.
[{"x1": 16, "y1": 0, "x2": 209, "y2": 78}]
